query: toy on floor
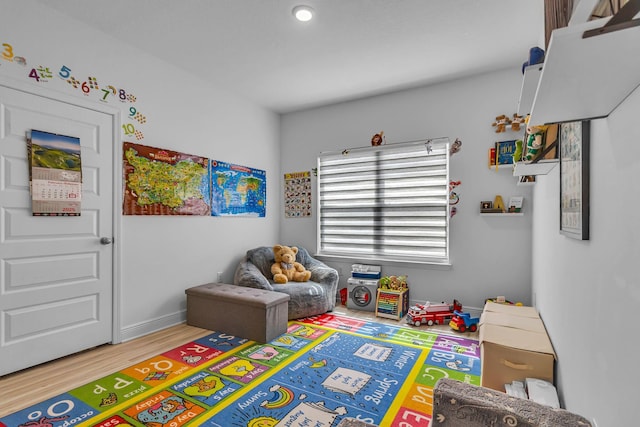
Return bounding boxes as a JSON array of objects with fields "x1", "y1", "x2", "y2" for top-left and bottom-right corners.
[
  {"x1": 449, "y1": 310, "x2": 480, "y2": 333},
  {"x1": 406, "y1": 299, "x2": 462, "y2": 327},
  {"x1": 485, "y1": 296, "x2": 523, "y2": 306}
]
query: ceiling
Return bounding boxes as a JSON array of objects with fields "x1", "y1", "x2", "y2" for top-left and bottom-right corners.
[{"x1": 39, "y1": 0, "x2": 545, "y2": 113}]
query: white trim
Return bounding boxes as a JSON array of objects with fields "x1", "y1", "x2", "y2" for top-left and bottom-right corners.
[{"x1": 120, "y1": 311, "x2": 187, "y2": 342}]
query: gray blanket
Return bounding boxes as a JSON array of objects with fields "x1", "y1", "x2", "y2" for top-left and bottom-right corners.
[{"x1": 433, "y1": 378, "x2": 592, "y2": 427}]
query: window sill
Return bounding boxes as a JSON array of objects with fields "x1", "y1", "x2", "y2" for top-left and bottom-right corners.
[{"x1": 314, "y1": 253, "x2": 452, "y2": 270}]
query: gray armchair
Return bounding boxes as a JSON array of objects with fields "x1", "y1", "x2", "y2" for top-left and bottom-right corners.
[{"x1": 233, "y1": 246, "x2": 339, "y2": 320}]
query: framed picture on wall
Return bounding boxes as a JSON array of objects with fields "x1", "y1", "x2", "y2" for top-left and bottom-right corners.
[{"x1": 559, "y1": 120, "x2": 590, "y2": 240}]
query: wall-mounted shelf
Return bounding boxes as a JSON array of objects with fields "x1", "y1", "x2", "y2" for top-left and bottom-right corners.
[
  {"x1": 529, "y1": 7, "x2": 640, "y2": 126},
  {"x1": 480, "y1": 213, "x2": 524, "y2": 217},
  {"x1": 513, "y1": 159, "x2": 558, "y2": 176}
]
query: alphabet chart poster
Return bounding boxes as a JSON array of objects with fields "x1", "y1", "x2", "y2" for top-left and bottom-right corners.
[{"x1": 284, "y1": 171, "x2": 312, "y2": 218}]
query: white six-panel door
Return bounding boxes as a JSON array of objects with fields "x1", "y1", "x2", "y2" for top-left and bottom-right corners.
[{"x1": 0, "y1": 82, "x2": 116, "y2": 375}]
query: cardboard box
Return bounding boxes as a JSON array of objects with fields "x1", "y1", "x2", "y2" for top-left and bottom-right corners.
[
  {"x1": 483, "y1": 300, "x2": 540, "y2": 318},
  {"x1": 479, "y1": 302, "x2": 556, "y2": 392}
]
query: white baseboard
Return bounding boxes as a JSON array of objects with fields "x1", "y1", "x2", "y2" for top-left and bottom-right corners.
[{"x1": 120, "y1": 310, "x2": 186, "y2": 342}]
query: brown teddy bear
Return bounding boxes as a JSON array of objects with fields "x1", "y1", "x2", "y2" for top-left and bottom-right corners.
[
  {"x1": 271, "y1": 245, "x2": 311, "y2": 284},
  {"x1": 511, "y1": 113, "x2": 526, "y2": 132},
  {"x1": 492, "y1": 115, "x2": 512, "y2": 133}
]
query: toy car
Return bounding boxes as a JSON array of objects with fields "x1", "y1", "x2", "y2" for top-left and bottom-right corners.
[
  {"x1": 406, "y1": 299, "x2": 462, "y2": 327},
  {"x1": 449, "y1": 310, "x2": 479, "y2": 333}
]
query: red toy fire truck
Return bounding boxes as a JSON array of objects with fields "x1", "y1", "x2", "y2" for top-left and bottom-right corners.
[{"x1": 406, "y1": 299, "x2": 462, "y2": 327}]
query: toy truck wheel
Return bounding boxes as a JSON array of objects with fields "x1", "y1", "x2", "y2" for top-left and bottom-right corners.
[
  {"x1": 470, "y1": 324, "x2": 478, "y2": 332},
  {"x1": 427, "y1": 320, "x2": 434, "y2": 326},
  {"x1": 414, "y1": 320, "x2": 421, "y2": 327},
  {"x1": 458, "y1": 325, "x2": 466, "y2": 332}
]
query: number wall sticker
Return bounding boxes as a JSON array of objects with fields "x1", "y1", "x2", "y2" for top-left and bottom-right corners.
[
  {"x1": 59, "y1": 64, "x2": 71, "y2": 79},
  {"x1": 2, "y1": 40, "x2": 146, "y2": 139},
  {"x1": 122, "y1": 123, "x2": 136, "y2": 136},
  {"x1": 101, "y1": 85, "x2": 117, "y2": 101},
  {"x1": 28, "y1": 68, "x2": 40, "y2": 82},
  {"x1": 1, "y1": 43, "x2": 14, "y2": 61}
]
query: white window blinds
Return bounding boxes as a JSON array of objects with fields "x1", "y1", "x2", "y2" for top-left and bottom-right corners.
[{"x1": 317, "y1": 138, "x2": 450, "y2": 265}]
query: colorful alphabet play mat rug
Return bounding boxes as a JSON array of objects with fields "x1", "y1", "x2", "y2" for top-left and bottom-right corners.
[{"x1": 0, "y1": 314, "x2": 481, "y2": 427}]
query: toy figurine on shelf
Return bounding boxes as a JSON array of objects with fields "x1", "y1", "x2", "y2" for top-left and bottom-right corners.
[
  {"x1": 524, "y1": 116, "x2": 549, "y2": 161},
  {"x1": 371, "y1": 131, "x2": 385, "y2": 146},
  {"x1": 379, "y1": 275, "x2": 408, "y2": 290},
  {"x1": 449, "y1": 138, "x2": 462, "y2": 156},
  {"x1": 491, "y1": 115, "x2": 512, "y2": 133},
  {"x1": 511, "y1": 113, "x2": 526, "y2": 132}
]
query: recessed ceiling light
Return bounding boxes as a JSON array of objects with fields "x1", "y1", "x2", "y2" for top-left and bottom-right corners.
[{"x1": 292, "y1": 5, "x2": 314, "y2": 22}]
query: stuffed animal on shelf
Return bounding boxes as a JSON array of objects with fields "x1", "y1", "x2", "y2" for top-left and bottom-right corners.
[
  {"x1": 491, "y1": 115, "x2": 512, "y2": 133},
  {"x1": 379, "y1": 275, "x2": 408, "y2": 290},
  {"x1": 511, "y1": 114, "x2": 526, "y2": 132},
  {"x1": 524, "y1": 120, "x2": 549, "y2": 161},
  {"x1": 513, "y1": 139, "x2": 524, "y2": 163},
  {"x1": 271, "y1": 245, "x2": 311, "y2": 284}
]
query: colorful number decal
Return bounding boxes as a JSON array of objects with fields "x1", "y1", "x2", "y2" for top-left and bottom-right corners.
[
  {"x1": 2, "y1": 40, "x2": 147, "y2": 128},
  {"x1": 28, "y1": 68, "x2": 40, "y2": 82},
  {"x1": 1, "y1": 43, "x2": 14, "y2": 61},
  {"x1": 135, "y1": 112, "x2": 147, "y2": 124},
  {"x1": 59, "y1": 65, "x2": 71, "y2": 79},
  {"x1": 122, "y1": 123, "x2": 136, "y2": 135},
  {"x1": 37, "y1": 66, "x2": 53, "y2": 80},
  {"x1": 28, "y1": 66, "x2": 53, "y2": 83},
  {"x1": 67, "y1": 77, "x2": 81, "y2": 89},
  {"x1": 122, "y1": 124, "x2": 144, "y2": 140},
  {"x1": 101, "y1": 85, "x2": 117, "y2": 101},
  {"x1": 87, "y1": 76, "x2": 99, "y2": 90}
]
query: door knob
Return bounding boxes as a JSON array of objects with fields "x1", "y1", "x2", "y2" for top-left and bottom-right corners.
[{"x1": 100, "y1": 237, "x2": 113, "y2": 245}]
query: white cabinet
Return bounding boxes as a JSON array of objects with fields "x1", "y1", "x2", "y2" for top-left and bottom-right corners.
[
  {"x1": 518, "y1": 64, "x2": 543, "y2": 116},
  {"x1": 528, "y1": 15, "x2": 640, "y2": 126},
  {"x1": 512, "y1": 159, "x2": 558, "y2": 176}
]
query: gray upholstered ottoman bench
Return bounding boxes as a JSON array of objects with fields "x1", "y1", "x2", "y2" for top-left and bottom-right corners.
[{"x1": 185, "y1": 283, "x2": 290, "y2": 343}]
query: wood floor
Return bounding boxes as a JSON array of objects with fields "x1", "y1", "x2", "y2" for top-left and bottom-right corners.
[{"x1": 0, "y1": 305, "x2": 476, "y2": 417}]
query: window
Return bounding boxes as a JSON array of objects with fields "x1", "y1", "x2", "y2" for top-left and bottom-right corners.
[{"x1": 317, "y1": 138, "x2": 450, "y2": 265}]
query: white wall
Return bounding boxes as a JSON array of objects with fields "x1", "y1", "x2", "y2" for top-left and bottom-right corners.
[
  {"x1": 280, "y1": 68, "x2": 534, "y2": 311},
  {"x1": 531, "y1": 85, "x2": 640, "y2": 426},
  {"x1": 1, "y1": 2, "x2": 280, "y2": 339}
]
